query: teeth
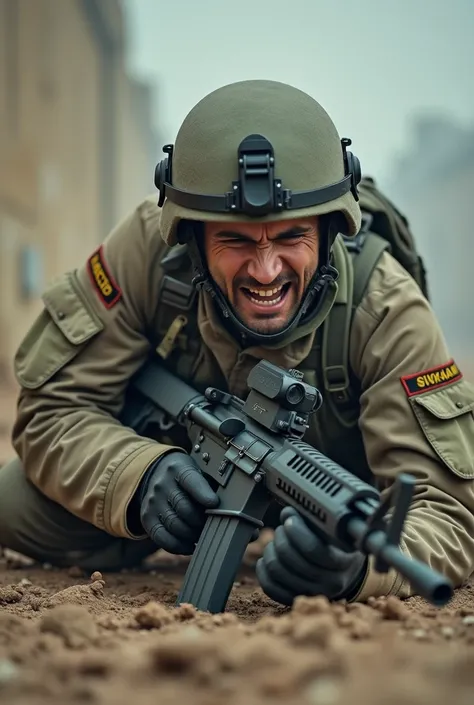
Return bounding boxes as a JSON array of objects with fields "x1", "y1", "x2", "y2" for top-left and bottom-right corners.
[
  {"x1": 249, "y1": 292, "x2": 284, "y2": 306},
  {"x1": 248, "y1": 285, "x2": 283, "y2": 297}
]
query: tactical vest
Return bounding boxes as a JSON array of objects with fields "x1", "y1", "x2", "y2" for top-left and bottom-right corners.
[{"x1": 150, "y1": 177, "x2": 429, "y2": 486}]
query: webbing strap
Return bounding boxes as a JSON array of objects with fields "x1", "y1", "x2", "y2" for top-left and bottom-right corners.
[
  {"x1": 352, "y1": 233, "x2": 390, "y2": 310},
  {"x1": 319, "y1": 232, "x2": 390, "y2": 427},
  {"x1": 154, "y1": 247, "x2": 202, "y2": 380}
]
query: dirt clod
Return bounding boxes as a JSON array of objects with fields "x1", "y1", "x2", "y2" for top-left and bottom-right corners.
[
  {"x1": 0, "y1": 587, "x2": 22, "y2": 605},
  {"x1": 134, "y1": 601, "x2": 174, "y2": 629},
  {"x1": 40, "y1": 604, "x2": 99, "y2": 648},
  {"x1": 0, "y1": 549, "x2": 472, "y2": 704}
]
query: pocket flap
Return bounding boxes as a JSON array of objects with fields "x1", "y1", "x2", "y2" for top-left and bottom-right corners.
[
  {"x1": 15, "y1": 272, "x2": 104, "y2": 389},
  {"x1": 414, "y1": 381, "x2": 474, "y2": 419},
  {"x1": 42, "y1": 272, "x2": 103, "y2": 344}
]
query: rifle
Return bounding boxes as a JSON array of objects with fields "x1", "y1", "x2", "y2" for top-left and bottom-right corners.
[{"x1": 122, "y1": 358, "x2": 453, "y2": 614}]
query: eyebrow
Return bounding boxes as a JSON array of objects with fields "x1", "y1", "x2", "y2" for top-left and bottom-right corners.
[{"x1": 215, "y1": 226, "x2": 312, "y2": 241}]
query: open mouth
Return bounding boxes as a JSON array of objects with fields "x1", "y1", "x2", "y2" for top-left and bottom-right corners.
[{"x1": 241, "y1": 282, "x2": 292, "y2": 307}]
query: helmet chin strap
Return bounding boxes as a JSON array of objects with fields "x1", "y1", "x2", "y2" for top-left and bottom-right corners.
[{"x1": 177, "y1": 216, "x2": 341, "y2": 348}]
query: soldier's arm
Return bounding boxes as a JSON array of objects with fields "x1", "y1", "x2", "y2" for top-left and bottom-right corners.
[
  {"x1": 11, "y1": 197, "x2": 180, "y2": 539},
  {"x1": 349, "y1": 251, "x2": 474, "y2": 600}
]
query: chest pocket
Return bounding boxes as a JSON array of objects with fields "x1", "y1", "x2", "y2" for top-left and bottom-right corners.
[
  {"x1": 410, "y1": 379, "x2": 474, "y2": 479},
  {"x1": 14, "y1": 272, "x2": 103, "y2": 390}
]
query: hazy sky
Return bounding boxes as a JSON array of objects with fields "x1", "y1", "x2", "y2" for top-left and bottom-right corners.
[{"x1": 121, "y1": 0, "x2": 474, "y2": 181}]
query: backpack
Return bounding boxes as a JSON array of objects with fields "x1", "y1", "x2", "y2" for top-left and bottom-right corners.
[
  {"x1": 154, "y1": 176, "x2": 429, "y2": 428},
  {"x1": 350, "y1": 176, "x2": 429, "y2": 300}
]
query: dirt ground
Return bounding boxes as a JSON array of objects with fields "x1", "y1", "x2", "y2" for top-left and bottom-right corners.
[{"x1": 0, "y1": 534, "x2": 473, "y2": 705}]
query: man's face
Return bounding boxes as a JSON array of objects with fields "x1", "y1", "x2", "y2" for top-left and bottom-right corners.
[{"x1": 203, "y1": 217, "x2": 320, "y2": 335}]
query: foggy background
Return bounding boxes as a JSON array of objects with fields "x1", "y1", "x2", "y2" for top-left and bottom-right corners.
[{"x1": 0, "y1": 0, "x2": 473, "y2": 462}]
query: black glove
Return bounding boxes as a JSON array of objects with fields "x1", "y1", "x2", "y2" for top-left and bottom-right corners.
[
  {"x1": 137, "y1": 451, "x2": 220, "y2": 555},
  {"x1": 256, "y1": 507, "x2": 367, "y2": 606}
]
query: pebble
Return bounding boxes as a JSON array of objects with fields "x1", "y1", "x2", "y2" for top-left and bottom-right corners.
[
  {"x1": 440, "y1": 626, "x2": 455, "y2": 639},
  {"x1": 0, "y1": 659, "x2": 19, "y2": 686},
  {"x1": 412, "y1": 629, "x2": 429, "y2": 640},
  {"x1": 306, "y1": 677, "x2": 341, "y2": 705}
]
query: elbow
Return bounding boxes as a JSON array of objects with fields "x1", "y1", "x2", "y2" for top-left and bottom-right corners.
[
  {"x1": 11, "y1": 390, "x2": 118, "y2": 473},
  {"x1": 403, "y1": 505, "x2": 474, "y2": 589}
]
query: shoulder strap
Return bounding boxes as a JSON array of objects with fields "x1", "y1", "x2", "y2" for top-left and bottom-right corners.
[
  {"x1": 154, "y1": 245, "x2": 202, "y2": 380},
  {"x1": 319, "y1": 235, "x2": 354, "y2": 408},
  {"x1": 351, "y1": 232, "x2": 391, "y2": 308},
  {"x1": 319, "y1": 231, "x2": 390, "y2": 427}
]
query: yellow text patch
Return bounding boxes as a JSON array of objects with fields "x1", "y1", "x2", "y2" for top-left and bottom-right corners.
[
  {"x1": 87, "y1": 246, "x2": 122, "y2": 309},
  {"x1": 401, "y1": 360, "x2": 462, "y2": 397}
]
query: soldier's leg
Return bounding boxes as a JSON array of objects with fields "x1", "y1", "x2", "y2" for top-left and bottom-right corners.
[{"x1": 0, "y1": 457, "x2": 157, "y2": 571}]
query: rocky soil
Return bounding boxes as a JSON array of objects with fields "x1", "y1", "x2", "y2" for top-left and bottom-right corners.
[{"x1": 0, "y1": 534, "x2": 473, "y2": 705}]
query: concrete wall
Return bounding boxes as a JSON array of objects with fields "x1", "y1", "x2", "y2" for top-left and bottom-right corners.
[{"x1": 0, "y1": 0, "x2": 158, "y2": 463}]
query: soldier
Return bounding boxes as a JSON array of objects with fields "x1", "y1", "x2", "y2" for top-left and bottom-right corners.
[{"x1": 1, "y1": 80, "x2": 473, "y2": 605}]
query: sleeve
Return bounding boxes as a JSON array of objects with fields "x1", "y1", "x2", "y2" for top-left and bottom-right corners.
[
  {"x1": 11, "y1": 197, "x2": 181, "y2": 539},
  {"x1": 348, "y1": 251, "x2": 474, "y2": 601}
]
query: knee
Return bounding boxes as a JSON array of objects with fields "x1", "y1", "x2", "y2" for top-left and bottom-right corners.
[
  {"x1": 0, "y1": 456, "x2": 69, "y2": 557},
  {"x1": 0, "y1": 456, "x2": 120, "y2": 567}
]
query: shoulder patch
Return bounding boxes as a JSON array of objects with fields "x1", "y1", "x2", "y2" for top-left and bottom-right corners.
[
  {"x1": 87, "y1": 246, "x2": 122, "y2": 309},
  {"x1": 401, "y1": 360, "x2": 462, "y2": 397}
]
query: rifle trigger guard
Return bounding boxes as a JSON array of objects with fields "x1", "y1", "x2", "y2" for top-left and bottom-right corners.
[{"x1": 205, "y1": 508, "x2": 264, "y2": 528}]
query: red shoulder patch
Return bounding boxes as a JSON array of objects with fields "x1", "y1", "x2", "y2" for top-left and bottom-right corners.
[
  {"x1": 401, "y1": 360, "x2": 462, "y2": 397},
  {"x1": 87, "y1": 246, "x2": 122, "y2": 309}
]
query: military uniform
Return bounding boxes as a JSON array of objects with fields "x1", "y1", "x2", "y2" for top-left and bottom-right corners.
[
  {"x1": 1, "y1": 79, "x2": 474, "y2": 603},
  {"x1": 1, "y1": 193, "x2": 473, "y2": 600}
]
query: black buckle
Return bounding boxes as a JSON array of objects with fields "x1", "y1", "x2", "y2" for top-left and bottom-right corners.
[
  {"x1": 226, "y1": 134, "x2": 282, "y2": 216},
  {"x1": 159, "y1": 275, "x2": 196, "y2": 311},
  {"x1": 342, "y1": 229, "x2": 368, "y2": 254},
  {"x1": 324, "y1": 365, "x2": 351, "y2": 405},
  {"x1": 342, "y1": 211, "x2": 373, "y2": 253}
]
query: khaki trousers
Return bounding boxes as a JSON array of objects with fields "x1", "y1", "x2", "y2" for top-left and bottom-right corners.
[{"x1": 0, "y1": 457, "x2": 157, "y2": 571}]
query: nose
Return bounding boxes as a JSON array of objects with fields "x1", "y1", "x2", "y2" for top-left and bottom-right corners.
[{"x1": 247, "y1": 246, "x2": 283, "y2": 284}]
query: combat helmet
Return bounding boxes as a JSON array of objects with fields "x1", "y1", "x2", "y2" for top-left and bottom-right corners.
[{"x1": 155, "y1": 79, "x2": 362, "y2": 346}]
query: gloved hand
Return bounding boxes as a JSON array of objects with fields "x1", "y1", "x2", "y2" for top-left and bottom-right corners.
[
  {"x1": 138, "y1": 451, "x2": 220, "y2": 555},
  {"x1": 256, "y1": 507, "x2": 367, "y2": 605}
]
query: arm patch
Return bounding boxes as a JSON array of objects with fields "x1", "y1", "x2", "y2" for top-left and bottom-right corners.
[
  {"x1": 87, "y1": 246, "x2": 122, "y2": 309},
  {"x1": 401, "y1": 360, "x2": 462, "y2": 397}
]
